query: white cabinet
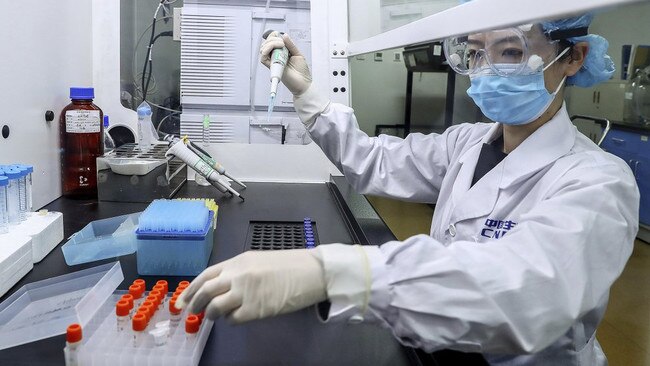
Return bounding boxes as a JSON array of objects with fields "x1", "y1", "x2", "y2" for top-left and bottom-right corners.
[{"x1": 566, "y1": 81, "x2": 627, "y2": 121}]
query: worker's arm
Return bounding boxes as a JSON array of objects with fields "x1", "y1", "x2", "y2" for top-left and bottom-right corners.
[
  {"x1": 260, "y1": 33, "x2": 472, "y2": 202},
  {"x1": 307, "y1": 98, "x2": 474, "y2": 202},
  {"x1": 318, "y1": 161, "x2": 639, "y2": 354}
]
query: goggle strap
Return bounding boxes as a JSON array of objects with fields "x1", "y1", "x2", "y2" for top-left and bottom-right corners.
[
  {"x1": 542, "y1": 47, "x2": 571, "y2": 72},
  {"x1": 547, "y1": 27, "x2": 589, "y2": 41}
]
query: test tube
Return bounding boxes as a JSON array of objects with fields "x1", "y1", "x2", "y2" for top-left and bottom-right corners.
[
  {"x1": 116, "y1": 300, "x2": 130, "y2": 332},
  {"x1": 4, "y1": 168, "x2": 21, "y2": 225},
  {"x1": 169, "y1": 297, "x2": 182, "y2": 325},
  {"x1": 185, "y1": 315, "x2": 200, "y2": 342},
  {"x1": 14, "y1": 164, "x2": 33, "y2": 212},
  {"x1": 64, "y1": 324, "x2": 82, "y2": 366},
  {"x1": 0, "y1": 176, "x2": 8, "y2": 234},
  {"x1": 132, "y1": 313, "x2": 147, "y2": 347},
  {"x1": 11, "y1": 165, "x2": 28, "y2": 221}
]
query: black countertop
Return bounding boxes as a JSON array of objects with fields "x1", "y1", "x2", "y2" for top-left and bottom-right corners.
[{"x1": 0, "y1": 181, "x2": 415, "y2": 366}]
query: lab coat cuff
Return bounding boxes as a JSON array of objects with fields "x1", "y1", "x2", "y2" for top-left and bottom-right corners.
[
  {"x1": 316, "y1": 244, "x2": 372, "y2": 323},
  {"x1": 293, "y1": 85, "x2": 330, "y2": 128}
]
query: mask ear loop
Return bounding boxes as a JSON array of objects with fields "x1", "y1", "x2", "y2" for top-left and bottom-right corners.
[{"x1": 542, "y1": 47, "x2": 571, "y2": 71}]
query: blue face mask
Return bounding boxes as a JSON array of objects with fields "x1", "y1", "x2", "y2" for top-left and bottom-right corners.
[{"x1": 467, "y1": 52, "x2": 568, "y2": 125}]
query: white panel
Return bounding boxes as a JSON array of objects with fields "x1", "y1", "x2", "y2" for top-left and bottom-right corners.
[
  {"x1": 92, "y1": 0, "x2": 138, "y2": 141},
  {"x1": 348, "y1": 0, "x2": 646, "y2": 56},
  {"x1": 0, "y1": 0, "x2": 93, "y2": 209},
  {"x1": 181, "y1": 6, "x2": 252, "y2": 106},
  {"x1": 180, "y1": 113, "x2": 250, "y2": 143},
  {"x1": 187, "y1": 142, "x2": 342, "y2": 184}
]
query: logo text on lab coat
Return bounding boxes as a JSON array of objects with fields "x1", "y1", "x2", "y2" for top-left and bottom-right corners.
[{"x1": 481, "y1": 219, "x2": 517, "y2": 239}]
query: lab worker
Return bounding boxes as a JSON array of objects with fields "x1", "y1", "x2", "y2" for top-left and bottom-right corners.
[{"x1": 176, "y1": 13, "x2": 640, "y2": 365}]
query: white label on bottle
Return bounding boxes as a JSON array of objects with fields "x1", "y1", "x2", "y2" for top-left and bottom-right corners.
[
  {"x1": 625, "y1": 92, "x2": 634, "y2": 100},
  {"x1": 65, "y1": 110, "x2": 100, "y2": 133}
]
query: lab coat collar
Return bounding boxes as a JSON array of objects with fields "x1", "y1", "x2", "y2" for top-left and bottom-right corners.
[{"x1": 499, "y1": 104, "x2": 575, "y2": 188}]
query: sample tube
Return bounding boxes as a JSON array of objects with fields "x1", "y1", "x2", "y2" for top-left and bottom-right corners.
[
  {"x1": 4, "y1": 168, "x2": 21, "y2": 225},
  {"x1": 169, "y1": 297, "x2": 182, "y2": 325},
  {"x1": 132, "y1": 313, "x2": 147, "y2": 347},
  {"x1": 185, "y1": 315, "x2": 200, "y2": 342},
  {"x1": 64, "y1": 323, "x2": 83, "y2": 366},
  {"x1": 116, "y1": 300, "x2": 130, "y2": 332},
  {"x1": 120, "y1": 294, "x2": 135, "y2": 317},
  {"x1": 129, "y1": 284, "x2": 144, "y2": 306},
  {"x1": 22, "y1": 165, "x2": 33, "y2": 212},
  {"x1": 12, "y1": 165, "x2": 28, "y2": 221},
  {"x1": 0, "y1": 177, "x2": 8, "y2": 234},
  {"x1": 133, "y1": 279, "x2": 146, "y2": 290}
]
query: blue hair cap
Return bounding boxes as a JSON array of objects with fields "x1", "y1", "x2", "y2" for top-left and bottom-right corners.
[
  {"x1": 458, "y1": 1, "x2": 614, "y2": 87},
  {"x1": 540, "y1": 15, "x2": 615, "y2": 87}
]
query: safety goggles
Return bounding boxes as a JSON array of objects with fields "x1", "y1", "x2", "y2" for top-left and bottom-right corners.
[{"x1": 443, "y1": 25, "x2": 576, "y2": 77}]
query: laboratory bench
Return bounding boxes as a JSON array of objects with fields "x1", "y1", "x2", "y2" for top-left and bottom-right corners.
[{"x1": 0, "y1": 178, "x2": 427, "y2": 366}]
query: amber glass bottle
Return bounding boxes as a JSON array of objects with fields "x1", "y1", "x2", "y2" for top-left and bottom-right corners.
[{"x1": 59, "y1": 87, "x2": 103, "y2": 198}]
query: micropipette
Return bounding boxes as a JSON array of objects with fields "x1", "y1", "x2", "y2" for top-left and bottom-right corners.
[
  {"x1": 262, "y1": 30, "x2": 288, "y2": 122},
  {"x1": 165, "y1": 138, "x2": 245, "y2": 201},
  {"x1": 187, "y1": 141, "x2": 247, "y2": 188}
]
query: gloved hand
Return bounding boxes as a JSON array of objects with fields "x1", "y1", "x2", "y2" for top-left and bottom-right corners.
[
  {"x1": 260, "y1": 33, "x2": 312, "y2": 96},
  {"x1": 260, "y1": 33, "x2": 330, "y2": 127},
  {"x1": 175, "y1": 249, "x2": 327, "y2": 323}
]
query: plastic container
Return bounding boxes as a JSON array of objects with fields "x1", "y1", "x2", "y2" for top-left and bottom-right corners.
[
  {"x1": 3, "y1": 168, "x2": 22, "y2": 225},
  {"x1": 61, "y1": 212, "x2": 141, "y2": 265},
  {"x1": 60, "y1": 87, "x2": 103, "y2": 198},
  {"x1": 136, "y1": 101, "x2": 158, "y2": 151},
  {"x1": 0, "y1": 176, "x2": 7, "y2": 234},
  {"x1": 136, "y1": 211, "x2": 214, "y2": 276},
  {"x1": 104, "y1": 115, "x2": 116, "y2": 153},
  {"x1": 0, "y1": 261, "x2": 123, "y2": 351}
]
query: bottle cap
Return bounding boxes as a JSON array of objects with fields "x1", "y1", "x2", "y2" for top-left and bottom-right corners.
[
  {"x1": 136, "y1": 308, "x2": 150, "y2": 322},
  {"x1": 66, "y1": 324, "x2": 83, "y2": 343},
  {"x1": 120, "y1": 294, "x2": 134, "y2": 309},
  {"x1": 132, "y1": 313, "x2": 147, "y2": 331},
  {"x1": 133, "y1": 279, "x2": 146, "y2": 289},
  {"x1": 149, "y1": 290, "x2": 163, "y2": 303},
  {"x1": 0, "y1": 177, "x2": 7, "y2": 187},
  {"x1": 11, "y1": 164, "x2": 33, "y2": 174},
  {"x1": 116, "y1": 300, "x2": 130, "y2": 317},
  {"x1": 169, "y1": 298, "x2": 181, "y2": 315},
  {"x1": 153, "y1": 284, "x2": 165, "y2": 294},
  {"x1": 3, "y1": 168, "x2": 22, "y2": 179},
  {"x1": 103, "y1": 115, "x2": 109, "y2": 128},
  {"x1": 137, "y1": 102, "x2": 152, "y2": 117},
  {"x1": 185, "y1": 315, "x2": 200, "y2": 334},
  {"x1": 129, "y1": 284, "x2": 143, "y2": 299},
  {"x1": 156, "y1": 280, "x2": 168, "y2": 293},
  {"x1": 178, "y1": 281, "x2": 191, "y2": 289},
  {"x1": 70, "y1": 87, "x2": 95, "y2": 100}
]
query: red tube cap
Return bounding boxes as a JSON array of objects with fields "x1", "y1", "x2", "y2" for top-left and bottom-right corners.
[
  {"x1": 129, "y1": 284, "x2": 143, "y2": 299},
  {"x1": 120, "y1": 294, "x2": 134, "y2": 309},
  {"x1": 116, "y1": 300, "x2": 130, "y2": 317},
  {"x1": 132, "y1": 313, "x2": 147, "y2": 331},
  {"x1": 185, "y1": 315, "x2": 200, "y2": 334},
  {"x1": 66, "y1": 324, "x2": 82, "y2": 343},
  {"x1": 133, "y1": 279, "x2": 146, "y2": 290},
  {"x1": 169, "y1": 298, "x2": 181, "y2": 315}
]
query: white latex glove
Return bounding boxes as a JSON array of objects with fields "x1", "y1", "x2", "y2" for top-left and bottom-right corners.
[
  {"x1": 260, "y1": 33, "x2": 312, "y2": 96},
  {"x1": 260, "y1": 33, "x2": 330, "y2": 127},
  {"x1": 175, "y1": 249, "x2": 327, "y2": 323}
]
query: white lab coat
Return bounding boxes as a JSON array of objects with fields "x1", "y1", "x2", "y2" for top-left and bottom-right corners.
[{"x1": 310, "y1": 103, "x2": 640, "y2": 365}]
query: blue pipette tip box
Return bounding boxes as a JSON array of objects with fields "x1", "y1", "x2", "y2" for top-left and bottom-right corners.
[{"x1": 136, "y1": 211, "x2": 214, "y2": 276}]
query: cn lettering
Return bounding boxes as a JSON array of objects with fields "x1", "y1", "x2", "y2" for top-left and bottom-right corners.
[{"x1": 480, "y1": 219, "x2": 517, "y2": 239}]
